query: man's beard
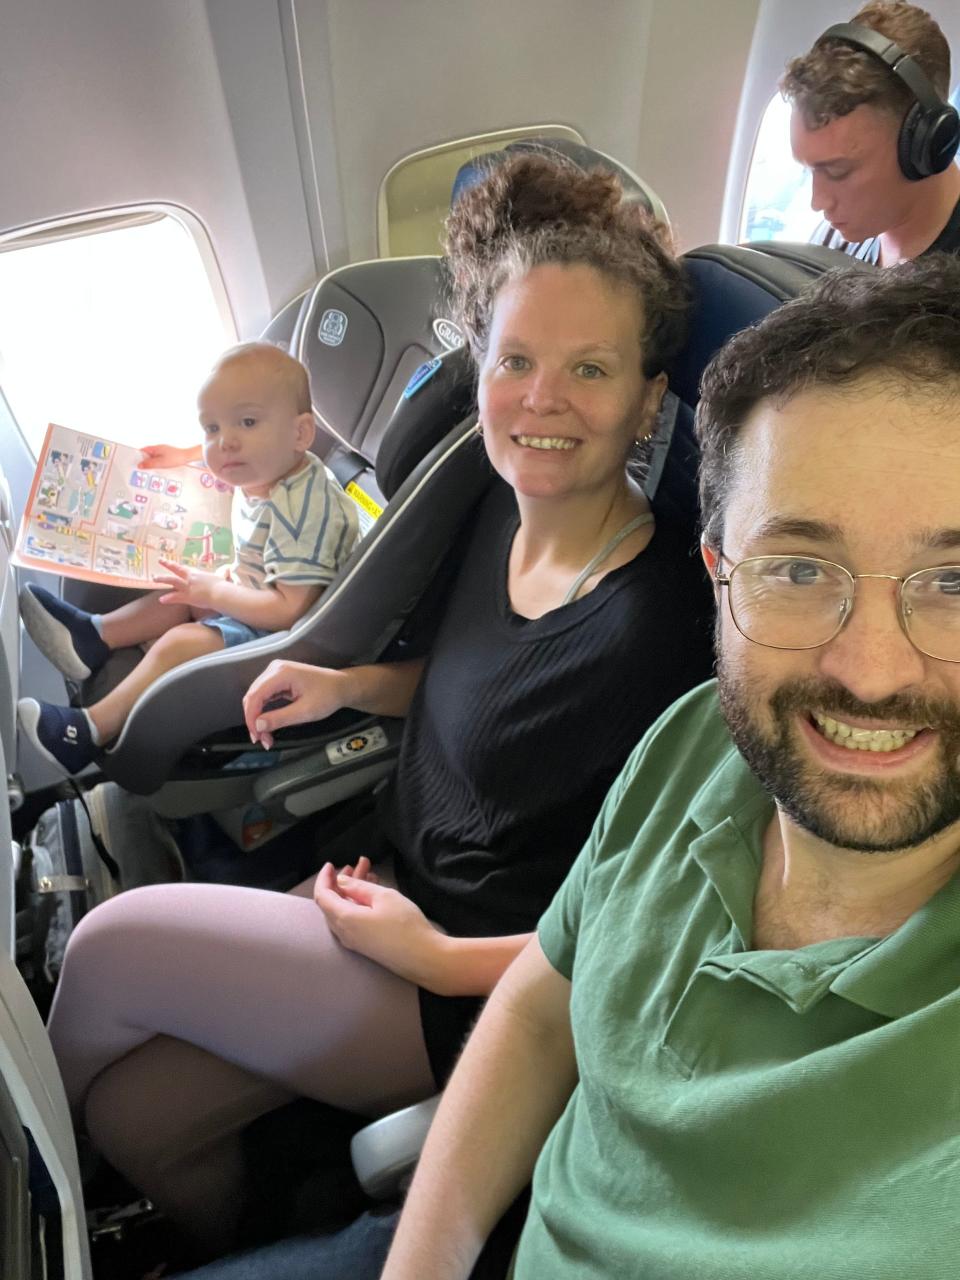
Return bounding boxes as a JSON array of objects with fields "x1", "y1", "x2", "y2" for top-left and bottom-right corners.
[{"x1": 716, "y1": 662, "x2": 960, "y2": 852}]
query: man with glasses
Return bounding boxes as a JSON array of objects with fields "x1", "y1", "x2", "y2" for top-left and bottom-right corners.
[{"x1": 383, "y1": 256, "x2": 960, "y2": 1280}]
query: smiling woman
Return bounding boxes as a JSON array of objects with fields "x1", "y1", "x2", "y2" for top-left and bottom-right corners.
[{"x1": 446, "y1": 152, "x2": 691, "y2": 616}]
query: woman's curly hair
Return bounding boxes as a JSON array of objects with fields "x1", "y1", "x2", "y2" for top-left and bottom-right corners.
[{"x1": 442, "y1": 152, "x2": 690, "y2": 378}]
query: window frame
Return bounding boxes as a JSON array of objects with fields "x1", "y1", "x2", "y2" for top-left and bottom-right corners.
[
  {"x1": 736, "y1": 91, "x2": 820, "y2": 247},
  {"x1": 0, "y1": 202, "x2": 237, "y2": 341},
  {"x1": 0, "y1": 202, "x2": 237, "y2": 459}
]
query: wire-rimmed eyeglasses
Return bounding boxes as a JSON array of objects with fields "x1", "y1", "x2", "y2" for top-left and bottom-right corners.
[{"x1": 713, "y1": 552, "x2": 960, "y2": 663}]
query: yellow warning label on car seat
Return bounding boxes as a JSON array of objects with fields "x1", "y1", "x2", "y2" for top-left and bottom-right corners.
[{"x1": 345, "y1": 481, "x2": 383, "y2": 535}]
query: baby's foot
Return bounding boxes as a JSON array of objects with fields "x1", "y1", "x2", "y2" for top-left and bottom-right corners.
[
  {"x1": 18, "y1": 699, "x2": 100, "y2": 775},
  {"x1": 19, "y1": 585, "x2": 111, "y2": 680}
]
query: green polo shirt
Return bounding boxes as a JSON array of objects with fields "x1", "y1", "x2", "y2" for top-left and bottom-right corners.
[{"x1": 513, "y1": 680, "x2": 960, "y2": 1279}]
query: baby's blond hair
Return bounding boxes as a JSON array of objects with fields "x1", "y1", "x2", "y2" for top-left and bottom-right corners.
[{"x1": 208, "y1": 342, "x2": 312, "y2": 416}]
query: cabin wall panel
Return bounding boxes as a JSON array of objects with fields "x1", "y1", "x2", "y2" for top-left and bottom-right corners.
[
  {"x1": 321, "y1": 0, "x2": 657, "y2": 261},
  {"x1": 0, "y1": 0, "x2": 309, "y2": 335},
  {"x1": 635, "y1": 0, "x2": 761, "y2": 248},
  {"x1": 297, "y1": 0, "x2": 763, "y2": 257},
  {"x1": 204, "y1": 0, "x2": 320, "y2": 318}
]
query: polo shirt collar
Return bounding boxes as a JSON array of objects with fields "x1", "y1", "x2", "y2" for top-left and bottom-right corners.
[
  {"x1": 686, "y1": 738, "x2": 771, "y2": 946},
  {"x1": 830, "y1": 873, "x2": 960, "y2": 1017}
]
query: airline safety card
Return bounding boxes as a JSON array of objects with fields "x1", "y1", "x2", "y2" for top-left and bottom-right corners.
[{"x1": 14, "y1": 424, "x2": 234, "y2": 589}]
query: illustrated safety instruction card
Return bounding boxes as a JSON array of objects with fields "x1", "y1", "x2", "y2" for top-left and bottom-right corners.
[{"x1": 13, "y1": 424, "x2": 234, "y2": 589}]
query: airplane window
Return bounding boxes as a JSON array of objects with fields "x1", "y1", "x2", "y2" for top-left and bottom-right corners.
[
  {"x1": 378, "y1": 125, "x2": 585, "y2": 258},
  {"x1": 0, "y1": 211, "x2": 236, "y2": 458},
  {"x1": 739, "y1": 93, "x2": 821, "y2": 244}
]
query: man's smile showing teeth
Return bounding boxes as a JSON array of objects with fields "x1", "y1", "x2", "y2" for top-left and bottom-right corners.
[
  {"x1": 515, "y1": 435, "x2": 577, "y2": 450},
  {"x1": 812, "y1": 712, "x2": 920, "y2": 753}
]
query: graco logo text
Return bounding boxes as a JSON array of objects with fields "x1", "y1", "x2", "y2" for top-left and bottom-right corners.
[{"x1": 432, "y1": 318, "x2": 464, "y2": 351}]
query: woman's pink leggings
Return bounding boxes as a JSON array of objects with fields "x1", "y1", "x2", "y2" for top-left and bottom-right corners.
[{"x1": 46, "y1": 875, "x2": 436, "y2": 1252}]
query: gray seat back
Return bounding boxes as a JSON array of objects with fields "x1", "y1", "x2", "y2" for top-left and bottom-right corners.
[
  {"x1": 451, "y1": 135, "x2": 670, "y2": 225},
  {"x1": 294, "y1": 256, "x2": 467, "y2": 519},
  {"x1": 654, "y1": 241, "x2": 863, "y2": 544}
]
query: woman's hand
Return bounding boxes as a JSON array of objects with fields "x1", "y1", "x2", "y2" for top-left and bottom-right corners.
[
  {"x1": 139, "y1": 443, "x2": 202, "y2": 470},
  {"x1": 314, "y1": 862, "x2": 445, "y2": 989},
  {"x1": 154, "y1": 559, "x2": 223, "y2": 610},
  {"x1": 334, "y1": 855, "x2": 379, "y2": 886},
  {"x1": 243, "y1": 661, "x2": 351, "y2": 748}
]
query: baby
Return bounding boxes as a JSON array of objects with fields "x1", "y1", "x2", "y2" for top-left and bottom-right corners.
[{"x1": 18, "y1": 342, "x2": 360, "y2": 774}]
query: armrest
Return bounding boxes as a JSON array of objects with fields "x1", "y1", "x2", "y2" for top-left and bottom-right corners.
[{"x1": 350, "y1": 1095, "x2": 440, "y2": 1200}]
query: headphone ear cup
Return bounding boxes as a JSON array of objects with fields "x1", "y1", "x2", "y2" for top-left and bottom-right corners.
[
  {"x1": 899, "y1": 102, "x2": 960, "y2": 180},
  {"x1": 925, "y1": 106, "x2": 960, "y2": 175},
  {"x1": 898, "y1": 102, "x2": 925, "y2": 180}
]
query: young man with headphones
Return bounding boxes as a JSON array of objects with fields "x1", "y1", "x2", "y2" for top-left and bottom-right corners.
[{"x1": 783, "y1": 2, "x2": 960, "y2": 265}]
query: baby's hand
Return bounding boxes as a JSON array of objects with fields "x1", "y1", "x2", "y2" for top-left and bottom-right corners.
[
  {"x1": 154, "y1": 559, "x2": 223, "y2": 610},
  {"x1": 139, "y1": 443, "x2": 201, "y2": 470}
]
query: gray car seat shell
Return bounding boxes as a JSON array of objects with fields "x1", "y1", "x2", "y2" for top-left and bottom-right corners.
[
  {"x1": 99, "y1": 417, "x2": 491, "y2": 795},
  {"x1": 296, "y1": 256, "x2": 466, "y2": 511},
  {"x1": 259, "y1": 287, "x2": 310, "y2": 353},
  {"x1": 69, "y1": 249, "x2": 479, "y2": 799}
]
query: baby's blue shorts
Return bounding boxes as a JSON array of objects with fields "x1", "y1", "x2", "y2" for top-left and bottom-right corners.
[{"x1": 199, "y1": 614, "x2": 271, "y2": 649}]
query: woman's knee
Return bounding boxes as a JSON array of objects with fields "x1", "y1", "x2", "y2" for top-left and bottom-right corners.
[
  {"x1": 61, "y1": 888, "x2": 143, "y2": 973},
  {"x1": 57, "y1": 885, "x2": 184, "y2": 1000}
]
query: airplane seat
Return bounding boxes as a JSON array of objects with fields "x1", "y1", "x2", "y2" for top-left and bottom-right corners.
[
  {"x1": 293, "y1": 254, "x2": 472, "y2": 519},
  {"x1": 0, "y1": 468, "x2": 19, "y2": 788},
  {"x1": 451, "y1": 135, "x2": 671, "y2": 225},
  {"x1": 736, "y1": 240, "x2": 872, "y2": 278},
  {"x1": 347, "y1": 237, "x2": 862, "y2": 1208}
]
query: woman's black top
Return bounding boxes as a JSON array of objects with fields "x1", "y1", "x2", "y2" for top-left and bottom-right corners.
[{"x1": 380, "y1": 480, "x2": 715, "y2": 1081}]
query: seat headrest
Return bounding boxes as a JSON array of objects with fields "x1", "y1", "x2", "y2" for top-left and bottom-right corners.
[
  {"x1": 650, "y1": 242, "x2": 863, "y2": 540},
  {"x1": 375, "y1": 346, "x2": 476, "y2": 500},
  {"x1": 451, "y1": 136, "x2": 658, "y2": 218},
  {"x1": 667, "y1": 243, "x2": 866, "y2": 408}
]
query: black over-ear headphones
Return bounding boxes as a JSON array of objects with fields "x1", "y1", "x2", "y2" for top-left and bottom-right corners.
[{"x1": 818, "y1": 22, "x2": 960, "y2": 180}]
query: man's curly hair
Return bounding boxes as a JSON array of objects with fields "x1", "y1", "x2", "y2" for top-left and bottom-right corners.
[
  {"x1": 443, "y1": 152, "x2": 690, "y2": 378},
  {"x1": 781, "y1": 2, "x2": 951, "y2": 129},
  {"x1": 695, "y1": 254, "x2": 960, "y2": 547}
]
